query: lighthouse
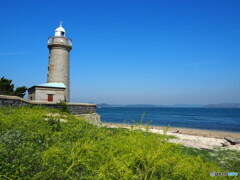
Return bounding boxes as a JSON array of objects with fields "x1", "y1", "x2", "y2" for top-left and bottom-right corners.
[
  {"x1": 47, "y1": 22, "x2": 72, "y2": 102},
  {"x1": 26, "y1": 22, "x2": 97, "y2": 115},
  {"x1": 28, "y1": 23, "x2": 72, "y2": 102}
]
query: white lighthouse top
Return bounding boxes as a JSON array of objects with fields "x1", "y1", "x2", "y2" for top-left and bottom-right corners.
[{"x1": 55, "y1": 21, "x2": 65, "y2": 37}]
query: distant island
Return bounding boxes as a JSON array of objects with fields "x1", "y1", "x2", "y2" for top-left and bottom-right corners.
[
  {"x1": 167, "y1": 104, "x2": 203, "y2": 108},
  {"x1": 125, "y1": 104, "x2": 164, "y2": 107},
  {"x1": 97, "y1": 103, "x2": 203, "y2": 108},
  {"x1": 97, "y1": 103, "x2": 240, "y2": 108},
  {"x1": 204, "y1": 103, "x2": 240, "y2": 108},
  {"x1": 97, "y1": 103, "x2": 164, "y2": 107}
]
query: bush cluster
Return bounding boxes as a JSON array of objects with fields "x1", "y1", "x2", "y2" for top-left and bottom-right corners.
[{"x1": 0, "y1": 106, "x2": 238, "y2": 179}]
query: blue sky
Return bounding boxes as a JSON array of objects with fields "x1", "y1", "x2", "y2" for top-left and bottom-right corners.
[{"x1": 0, "y1": 0, "x2": 239, "y2": 104}]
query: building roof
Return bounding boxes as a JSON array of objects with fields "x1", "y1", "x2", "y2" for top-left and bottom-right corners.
[
  {"x1": 55, "y1": 26, "x2": 65, "y2": 33},
  {"x1": 30, "y1": 82, "x2": 66, "y2": 89},
  {"x1": 37, "y1": 83, "x2": 66, "y2": 88}
]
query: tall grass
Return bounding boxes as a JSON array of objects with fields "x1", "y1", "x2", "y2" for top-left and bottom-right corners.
[{"x1": 0, "y1": 106, "x2": 238, "y2": 179}]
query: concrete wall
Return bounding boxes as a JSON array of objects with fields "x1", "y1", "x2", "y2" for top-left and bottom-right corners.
[{"x1": 0, "y1": 95, "x2": 96, "y2": 115}]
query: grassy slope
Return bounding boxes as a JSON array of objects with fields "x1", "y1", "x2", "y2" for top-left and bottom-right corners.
[{"x1": 0, "y1": 106, "x2": 239, "y2": 180}]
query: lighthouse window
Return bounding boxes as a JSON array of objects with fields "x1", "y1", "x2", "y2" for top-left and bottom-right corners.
[{"x1": 61, "y1": 32, "x2": 64, "y2": 36}]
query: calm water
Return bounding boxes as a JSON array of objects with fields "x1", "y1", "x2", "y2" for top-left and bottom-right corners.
[{"x1": 97, "y1": 107, "x2": 240, "y2": 133}]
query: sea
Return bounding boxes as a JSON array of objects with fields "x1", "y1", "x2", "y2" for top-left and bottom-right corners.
[{"x1": 97, "y1": 107, "x2": 240, "y2": 133}]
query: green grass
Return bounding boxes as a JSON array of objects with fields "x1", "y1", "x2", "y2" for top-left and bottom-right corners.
[{"x1": 0, "y1": 106, "x2": 239, "y2": 179}]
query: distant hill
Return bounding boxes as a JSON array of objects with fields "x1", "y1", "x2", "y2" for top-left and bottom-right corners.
[
  {"x1": 125, "y1": 104, "x2": 164, "y2": 107},
  {"x1": 96, "y1": 103, "x2": 111, "y2": 107},
  {"x1": 97, "y1": 103, "x2": 126, "y2": 107},
  {"x1": 169, "y1": 104, "x2": 203, "y2": 108},
  {"x1": 204, "y1": 103, "x2": 240, "y2": 108},
  {"x1": 97, "y1": 103, "x2": 240, "y2": 108},
  {"x1": 97, "y1": 103, "x2": 164, "y2": 107},
  {"x1": 97, "y1": 103, "x2": 202, "y2": 108}
]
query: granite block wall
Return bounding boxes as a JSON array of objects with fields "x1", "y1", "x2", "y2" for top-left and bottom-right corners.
[{"x1": 0, "y1": 95, "x2": 96, "y2": 115}]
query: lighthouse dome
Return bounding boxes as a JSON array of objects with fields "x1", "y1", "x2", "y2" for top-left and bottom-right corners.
[{"x1": 55, "y1": 23, "x2": 65, "y2": 37}]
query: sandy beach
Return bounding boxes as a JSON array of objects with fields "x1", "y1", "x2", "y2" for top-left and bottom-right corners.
[{"x1": 102, "y1": 123, "x2": 240, "y2": 151}]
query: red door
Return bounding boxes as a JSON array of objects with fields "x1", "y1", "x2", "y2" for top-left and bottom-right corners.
[{"x1": 48, "y1": 94, "x2": 53, "y2": 102}]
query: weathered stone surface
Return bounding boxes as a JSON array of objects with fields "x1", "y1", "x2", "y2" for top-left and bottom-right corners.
[
  {"x1": 224, "y1": 137, "x2": 240, "y2": 145},
  {"x1": 47, "y1": 36, "x2": 72, "y2": 102},
  {"x1": 68, "y1": 104, "x2": 96, "y2": 114},
  {"x1": 171, "y1": 129, "x2": 181, "y2": 133},
  {"x1": 221, "y1": 141, "x2": 231, "y2": 147},
  {"x1": 0, "y1": 95, "x2": 97, "y2": 115},
  {"x1": 0, "y1": 95, "x2": 29, "y2": 106},
  {"x1": 75, "y1": 113, "x2": 101, "y2": 126}
]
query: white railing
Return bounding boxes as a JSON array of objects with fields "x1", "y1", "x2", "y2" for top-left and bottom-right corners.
[{"x1": 48, "y1": 37, "x2": 72, "y2": 46}]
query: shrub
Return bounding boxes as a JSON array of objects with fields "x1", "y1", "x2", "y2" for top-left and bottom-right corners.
[
  {"x1": 0, "y1": 106, "x2": 237, "y2": 179},
  {"x1": 56, "y1": 100, "x2": 70, "y2": 113}
]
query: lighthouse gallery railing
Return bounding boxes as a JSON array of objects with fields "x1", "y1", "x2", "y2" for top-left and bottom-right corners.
[{"x1": 48, "y1": 37, "x2": 72, "y2": 46}]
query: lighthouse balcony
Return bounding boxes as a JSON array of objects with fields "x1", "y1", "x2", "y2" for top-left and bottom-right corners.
[{"x1": 48, "y1": 36, "x2": 72, "y2": 46}]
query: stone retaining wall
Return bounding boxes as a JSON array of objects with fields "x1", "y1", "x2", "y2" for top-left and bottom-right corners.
[{"x1": 0, "y1": 95, "x2": 96, "y2": 114}]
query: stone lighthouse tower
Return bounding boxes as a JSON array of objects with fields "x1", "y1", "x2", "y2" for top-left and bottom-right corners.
[
  {"x1": 47, "y1": 22, "x2": 72, "y2": 102},
  {"x1": 28, "y1": 23, "x2": 72, "y2": 103}
]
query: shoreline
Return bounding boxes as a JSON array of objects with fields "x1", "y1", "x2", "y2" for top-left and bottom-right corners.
[
  {"x1": 102, "y1": 122, "x2": 240, "y2": 139},
  {"x1": 102, "y1": 122, "x2": 240, "y2": 151}
]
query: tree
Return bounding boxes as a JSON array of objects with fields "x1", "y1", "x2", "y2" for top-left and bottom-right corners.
[
  {"x1": 14, "y1": 86, "x2": 28, "y2": 98},
  {"x1": 0, "y1": 77, "x2": 27, "y2": 98}
]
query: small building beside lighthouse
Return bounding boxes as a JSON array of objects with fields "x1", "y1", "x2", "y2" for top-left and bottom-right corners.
[{"x1": 28, "y1": 23, "x2": 72, "y2": 102}]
